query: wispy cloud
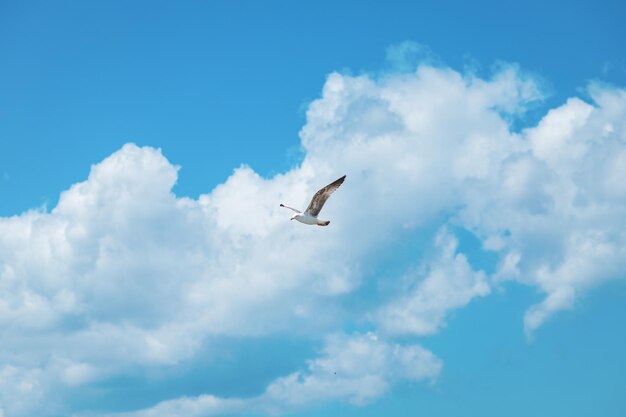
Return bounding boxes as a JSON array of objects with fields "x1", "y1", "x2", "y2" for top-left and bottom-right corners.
[
  {"x1": 110, "y1": 333, "x2": 441, "y2": 417},
  {"x1": 375, "y1": 229, "x2": 490, "y2": 336}
]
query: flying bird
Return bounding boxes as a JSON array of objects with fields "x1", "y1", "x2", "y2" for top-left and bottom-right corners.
[{"x1": 280, "y1": 175, "x2": 346, "y2": 226}]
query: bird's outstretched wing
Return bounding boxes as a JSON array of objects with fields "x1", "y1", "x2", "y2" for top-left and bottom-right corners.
[
  {"x1": 305, "y1": 175, "x2": 346, "y2": 217},
  {"x1": 280, "y1": 204, "x2": 301, "y2": 214}
]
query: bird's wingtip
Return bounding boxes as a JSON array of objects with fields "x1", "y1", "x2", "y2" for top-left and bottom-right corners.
[{"x1": 279, "y1": 203, "x2": 284, "y2": 207}]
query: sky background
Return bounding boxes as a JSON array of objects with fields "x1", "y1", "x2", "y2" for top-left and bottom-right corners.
[{"x1": 1, "y1": 1, "x2": 626, "y2": 417}]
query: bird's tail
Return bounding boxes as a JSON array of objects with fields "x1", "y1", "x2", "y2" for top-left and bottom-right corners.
[{"x1": 317, "y1": 220, "x2": 330, "y2": 226}]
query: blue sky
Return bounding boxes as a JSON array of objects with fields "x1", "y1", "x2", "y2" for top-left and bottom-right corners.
[{"x1": 1, "y1": 1, "x2": 625, "y2": 416}]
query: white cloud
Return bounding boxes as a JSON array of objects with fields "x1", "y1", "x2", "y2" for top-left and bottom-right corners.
[
  {"x1": 1, "y1": 58, "x2": 625, "y2": 416},
  {"x1": 114, "y1": 333, "x2": 441, "y2": 417},
  {"x1": 0, "y1": 365, "x2": 55, "y2": 417},
  {"x1": 385, "y1": 41, "x2": 438, "y2": 73},
  {"x1": 261, "y1": 333, "x2": 441, "y2": 409},
  {"x1": 459, "y1": 84, "x2": 626, "y2": 334},
  {"x1": 376, "y1": 229, "x2": 490, "y2": 336},
  {"x1": 528, "y1": 97, "x2": 594, "y2": 164}
]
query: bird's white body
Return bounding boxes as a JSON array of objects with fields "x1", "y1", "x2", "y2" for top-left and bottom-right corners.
[{"x1": 292, "y1": 213, "x2": 329, "y2": 226}]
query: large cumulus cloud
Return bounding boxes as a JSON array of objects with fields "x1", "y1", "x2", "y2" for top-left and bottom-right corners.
[{"x1": 1, "y1": 59, "x2": 625, "y2": 416}]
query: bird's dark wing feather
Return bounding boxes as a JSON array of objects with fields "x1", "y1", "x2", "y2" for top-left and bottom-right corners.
[{"x1": 305, "y1": 175, "x2": 346, "y2": 217}]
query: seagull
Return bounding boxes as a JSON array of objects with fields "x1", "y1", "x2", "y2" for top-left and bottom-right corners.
[{"x1": 280, "y1": 175, "x2": 346, "y2": 226}]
